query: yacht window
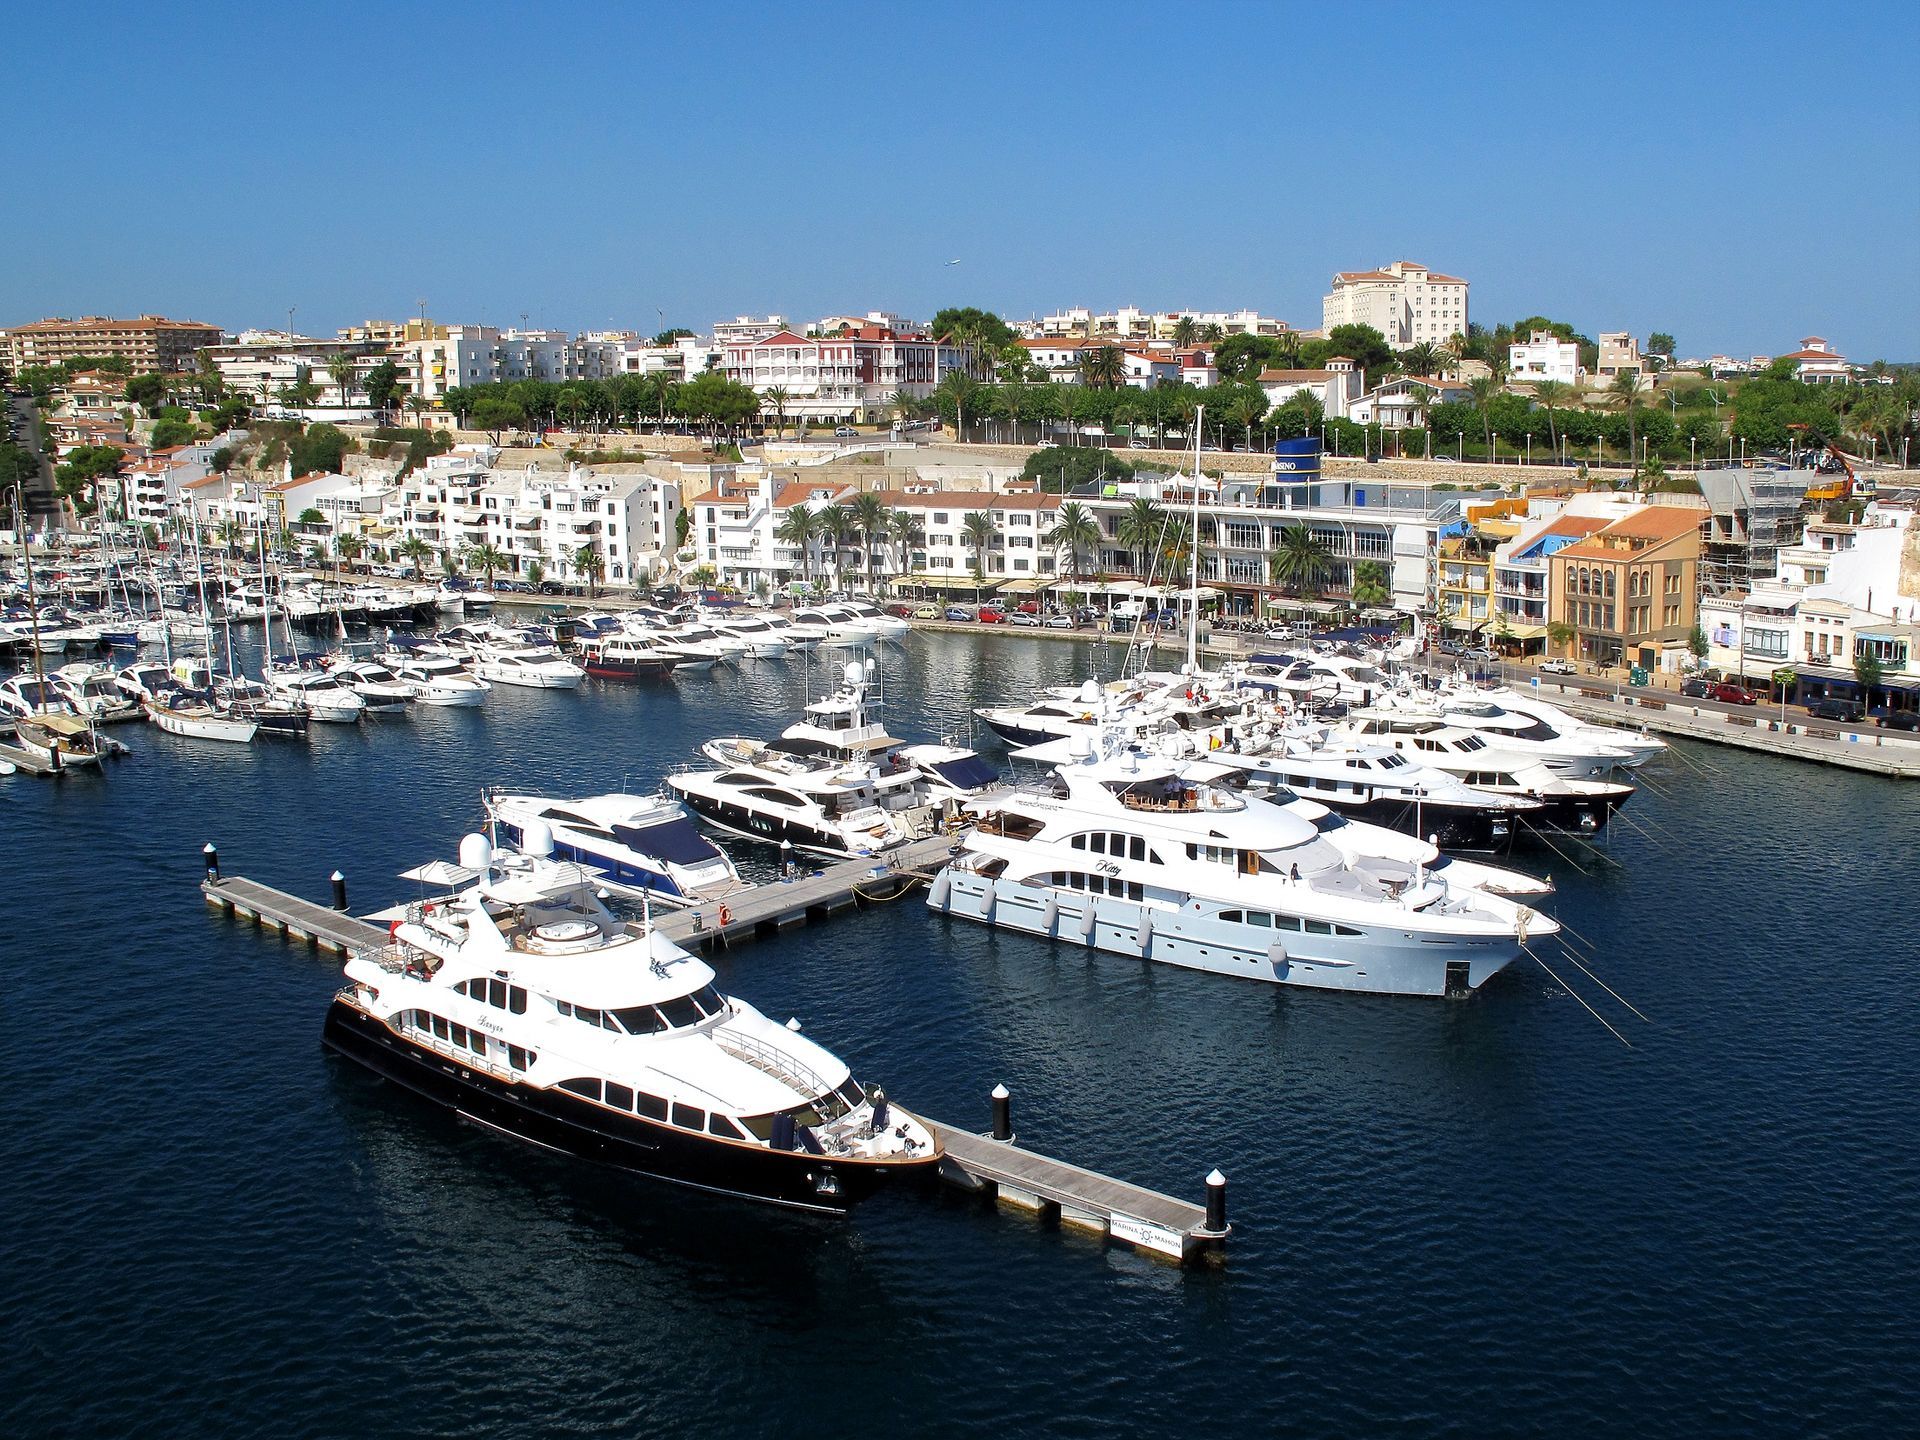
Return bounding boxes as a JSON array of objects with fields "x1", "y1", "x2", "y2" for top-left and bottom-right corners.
[
  {"x1": 636, "y1": 1092, "x2": 668, "y2": 1121},
  {"x1": 1305, "y1": 920, "x2": 1333, "y2": 935},
  {"x1": 1459, "y1": 736, "x2": 1487, "y2": 751},
  {"x1": 1277, "y1": 915, "x2": 1302, "y2": 931},
  {"x1": 509, "y1": 986, "x2": 527, "y2": 1015},
  {"x1": 507, "y1": 1044, "x2": 534, "y2": 1071},
  {"x1": 575, "y1": 1006, "x2": 604, "y2": 1028},
  {"x1": 613, "y1": 1005, "x2": 668, "y2": 1035},
  {"x1": 1219, "y1": 909, "x2": 1242, "y2": 922},
  {"x1": 1129, "y1": 836, "x2": 1146, "y2": 861},
  {"x1": 691, "y1": 984, "x2": 726, "y2": 1017},
  {"x1": 658, "y1": 995, "x2": 704, "y2": 1029},
  {"x1": 1128, "y1": 881, "x2": 1144, "y2": 900},
  {"x1": 708, "y1": 1114, "x2": 747, "y2": 1140},
  {"x1": 834, "y1": 1078, "x2": 866, "y2": 1109},
  {"x1": 469, "y1": 1032, "x2": 488, "y2": 1057},
  {"x1": 451, "y1": 1023, "x2": 469, "y2": 1048},
  {"x1": 1089, "y1": 833, "x2": 1106, "y2": 855},
  {"x1": 1381, "y1": 754, "x2": 1407, "y2": 768},
  {"x1": 605, "y1": 1082, "x2": 634, "y2": 1111},
  {"x1": 671, "y1": 1103, "x2": 705, "y2": 1131},
  {"x1": 1335, "y1": 924, "x2": 1362, "y2": 936},
  {"x1": 1070, "y1": 833, "x2": 1086, "y2": 850},
  {"x1": 431, "y1": 1015, "x2": 450, "y2": 1041},
  {"x1": 488, "y1": 979, "x2": 507, "y2": 1009},
  {"x1": 555, "y1": 1001, "x2": 572, "y2": 1017},
  {"x1": 559, "y1": 1077, "x2": 602, "y2": 1101}
]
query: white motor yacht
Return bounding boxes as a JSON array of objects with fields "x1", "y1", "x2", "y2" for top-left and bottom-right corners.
[
  {"x1": 326, "y1": 659, "x2": 416, "y2": 714},
  {"x1": 267, "y1": 667, "x2": 367, "y2": 723},
  {"x1": 485, "y1": 790, "x2": 745, "y2": 904},
  {"x1": 324, "y1": 833, "x2": 939, "y2": 1213},
  {"x1": 931, "y1": 731, "x2": 1557, "y2": 997},
  {"x1": 471, "y1": 644, "x2": 586, "y2": 690}
]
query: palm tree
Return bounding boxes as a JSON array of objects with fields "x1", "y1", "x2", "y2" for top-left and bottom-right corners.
[
  {"x1": 1401, "y1": 341, "x2": 1440, "y2": 377},
  {"x1": 887, "y1": 509, "x2": 925, "y2": 585},
  {"x1": 851, "y1": 491, "x2": 888, "y2": 594},
  {"x1": 525, "y1": 559, "x2": 546, "y2": 589},
  {"x1": 573, "y1": 542, "x2": 604, "y2": 598},
  {"x1": 1466, "y1": 375, "x2": 1501, "y2": 454},
  {"x1": 1268, "y1": 524, "x2": 1332, "y2": 598},
  {"x1": 1116, "y1": 497, "x2": 1166, "y2": 577},
  {"x1": 775, "y1": 506, "x2": 817, "y2": 586},
  {"x1": 327, "y1": 355, "x2": 357, "y2": 408},
  {"x1": 762, "y1": 386, "x2": 790, "y2": 438},
  {"x1": 1403, "y1": 382, "x2": 1435, "y2": 457},
  {"x1": 889, "y1": 388, "x2": 919, "y2": 426},
  {"x1": 1349, "y1": 559, "x2": 1390, "y2": 610},
  {"x1": 465, "y1": 542, "x2": 508, "y2": 592},
  {"x1": 1171, "y1": 317, "x2": 1199, "y2": 350},
  {"x1": 1227, "y1": 389, "x2": 1267, "y2": 452},
  {"x1": 1077, "y1": 345, "x2": 1126, "y2": 390},
  {"x1": 1610, "y1": 369, "x2": 1643, "y2": 457},
  {"x1": 404, "y1": 393, "x2": 429, "y2": 429},
  {"x1": 394, "y1": 535, "x2": 431, "y2": 577},
  {"x1": 961, "y1": 511, "x2": 995, "y2": 580},
  {"x1": 1533, "y1": 379, "x2": 1568, "y2": 460},
  {"x1": 1044, "y1": 501, "x2": 1101, "y2": 585},
  {"x1": 815, "y1": 503, "x2": 854, "y2": 590},
  {"x1": 334, "y1": 532, "x2": 365, "y2": 588},
  {"x1": 1275, "y1": 331, "x2": 1303, "y2": 371}
]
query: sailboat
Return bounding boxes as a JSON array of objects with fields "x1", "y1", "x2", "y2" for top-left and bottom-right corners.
[{"x1": 9, "y1": 514, "x2": 107, "y2": 772}]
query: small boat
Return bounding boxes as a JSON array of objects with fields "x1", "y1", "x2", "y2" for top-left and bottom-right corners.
[
  {"x1": 144, "y1": 690, "x2": 258, "y2": 743},
  {"x1": 471, "y1": 644, "x2": 585, "y2": 690},
  {"x1": 14, "y1": 713, "x2": 107, "y2": 770}
]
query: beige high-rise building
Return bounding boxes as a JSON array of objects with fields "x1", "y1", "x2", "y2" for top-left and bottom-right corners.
[
  {"x1": 1321, "y1": 261, "x2": 1468, "y2": 348},
  {"x1": 0, "y1": 314, "x2": 224, "y2": 373}
]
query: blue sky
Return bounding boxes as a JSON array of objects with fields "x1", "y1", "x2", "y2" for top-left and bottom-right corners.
[{"x1": 6, "y1": 1, "x2": 1916, "y2": 359}]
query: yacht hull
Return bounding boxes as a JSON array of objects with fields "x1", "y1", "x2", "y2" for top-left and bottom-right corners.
[
  {"x1": 674, "y1": 784, "x2": 901, "y2": 860},
  {"x1": 931, "y1": 871, "x2": 1522, "y2": 997},
  {"x1": 321, "y1": 1001, "x2": 932, "y2": 1213},
  {"x1": 583, "y1": 656, "x2": 679, "y2": 680}
]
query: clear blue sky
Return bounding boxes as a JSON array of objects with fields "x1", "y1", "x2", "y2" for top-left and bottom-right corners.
[{"x1": 6, "y1": 1, "x2": 1916, "y2": 359}]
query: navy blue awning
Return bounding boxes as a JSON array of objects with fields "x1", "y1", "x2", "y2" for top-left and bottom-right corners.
[{"x1": 611, "y1": 816, "x2": 721, "y2": 866}]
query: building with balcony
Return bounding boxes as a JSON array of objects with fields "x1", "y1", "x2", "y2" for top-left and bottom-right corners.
[
  {"x1": 1594, "y1": 332, "x2": 1643, "y2": 381},
  {"x1": 1321, "y1": 262, "x2": 1467, "y2": 348},
  {"x1": 1780, "y1": 336, "x2": 1852, "y2": 385},
  {"x1": 204, "y1": 330, "x2": 389, "y2": 406},
  {"x1": 1508, "y1": 331, "x2": 1581, "y2": 386},
  {"x1": 1257, "y1": 358, "x2": 1365, "y2": 420},
  {"x1": 1022, "y1": 307, "x2": 1292, "y2": 341},
  {"x1": 1547, "y1": 504, "x2": 1703, "y2": 669},
  {"x1": 0, "y1": 314, "x2": 224, "y2": 374},
  {"x1": 396, "y1": 326, "x2": 623, "y2": 405},
  {"x1": 721, "y1": 326, "x2": 985, "y2": 424}
]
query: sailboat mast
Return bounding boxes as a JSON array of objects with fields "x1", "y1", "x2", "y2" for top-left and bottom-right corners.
[
  {"x1": 1187, "y1": 406, "x2": 1203, "y2": 674},
  {"x1": 18, "y1": 490, "x2": 49, "y2": 693}
]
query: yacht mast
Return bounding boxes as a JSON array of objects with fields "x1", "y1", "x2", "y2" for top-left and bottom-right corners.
[
  {"x1": 1186, "y1": 405, "x2": 1203, "y2": 675},
  {"x1": 17, "y1": 489, "x2": 50, "y2": 699}
]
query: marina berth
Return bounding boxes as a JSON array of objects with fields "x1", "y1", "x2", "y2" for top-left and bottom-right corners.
[
  {"x1": 485, "y1": 789, "x2": 744, "y2": 904},
  {"x1": 323, "y1": 832, "x2": 940, "y2": 1213},
  {"x1": 49, "y1": 662, "x2": 141, "y2": 723},
  {"x1": 670, "y1": 753, "x2": 913, "y2": 858},
  {"x1": 1450, "y1": 686, "x2": 1668, "y2": 770},
  {"x1": 931, "y1": 730, "x2": 1557, "y2": 997}
]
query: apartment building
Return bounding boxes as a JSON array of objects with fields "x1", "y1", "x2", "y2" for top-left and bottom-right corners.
[
  {"x1": 1594, "y1": 332, "x2": 1643, "y2": 380},
  {"x1": 1347, "y1": 374, "x2": 1472, "y2": 429},
  {"x1": 0, "y1": 314, "x2": 225, "y2": 374},
  {"x1": 1024, "y1": 307, "x2": 1291, "y2": 341},
  {"x1": 712, "y1": 316, "x2": 791, "y2": 346},
  {"x1": 109, "y1": 437, "x2": 239, "y2": 528},
  {"x1": 1508, "y1": 330, "x2": 1581, "y2": 386},
  {"x1": 1257, "y1": 358, "x2": 1366, "y2": 420},
  {"x1": 1547, "y1": 504, "x2": 1703, "y2": 668},
  {"x1": 396, "y1": 326, "x2": 621, "y2": 404},
  {"x1": 1321, "y1": 262, "x2": 1467, "y2": 348},
  {"x1": 204, "y1": 330, "x2": 389, "y2": 405},
  {"x1": 1780, "y1": 336, "x2": 1852, "y2": 385},
  {"x1": 721, "y1": 325, "x2": 983, "y2": 423}
]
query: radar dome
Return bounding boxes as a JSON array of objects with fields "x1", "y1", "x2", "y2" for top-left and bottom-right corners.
[
  {"x1": 457, "y1": 833, "x2": 494, "y2": 871},
  {"x1": 844, "y1": 660, "x2": 865, "y2": 686},
  {"x1": 520, "y1": 819, "x2": 555, "y2": 859}
]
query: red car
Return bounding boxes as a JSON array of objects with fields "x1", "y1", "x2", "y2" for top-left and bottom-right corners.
[
  {"x1": 1014, "y1": 599, "x2": 1041, "y2": 615},
  {"x1": 1709, "y1": 682, "x2": 1758, "y2": 705},
  {"x1": 976, "y1": 607, "x2": 1008, "y2": 624},
  {"x1": 883, "y1": 602, "x2": 914, "y2": 618}
]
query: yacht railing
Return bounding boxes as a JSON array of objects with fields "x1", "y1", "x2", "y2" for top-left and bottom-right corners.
[{"x1": 714, "y1": 1029, "x2": 833, "y2": 1104}]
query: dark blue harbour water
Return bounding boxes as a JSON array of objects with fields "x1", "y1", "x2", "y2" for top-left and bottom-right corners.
[{"x1": 4, "y1": 631, "x2": 1917, "y2": 1438}]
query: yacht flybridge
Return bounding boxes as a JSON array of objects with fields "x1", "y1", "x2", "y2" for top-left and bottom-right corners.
[
  {"x1": 930, "y1": 727, "x2": 1557, "y2": 997},
  {"x1": 323, "y1": 830, "x2": 940, "y2": 1214},
  {"x1": 485, "y1": 789, "x2": 745, "y2": 904}
]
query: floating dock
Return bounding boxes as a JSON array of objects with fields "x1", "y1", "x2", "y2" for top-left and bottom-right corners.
[
  {"x1": 653, "y1": 833, "x2": 959, "y2": 949},
  {"x1": 198, "y1": 850, "x2": 1231, "y2": 1265}
]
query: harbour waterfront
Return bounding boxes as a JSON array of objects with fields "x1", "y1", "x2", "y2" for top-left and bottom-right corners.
[{"x1": 5, "y1": 630, "x2": 1919, "y2": 1437}]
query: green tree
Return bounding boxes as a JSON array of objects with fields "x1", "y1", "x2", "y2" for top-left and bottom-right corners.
[
  {"x1": 151, "y1": 417, "x2": 198, "y2": 449},
  {"x1": 125, "y1": 372, "x2": 167, "y2": 412},
  {"x1": 465, "y1": 542, "x2": 508, "y2": 591},
  {"x1": 334, "y1": 532, "x2": 365, "y2": 583},
  {"x1": 775, "y1": 506, "x2": 818, "y2": 584},
  {"x1": 1548, "y1": 620, "x2": 1577, "y2": 657},
  {"x1": 1077, "y1": 345, "x2": 1126, "y2": 390},
  {"x1": 1854, "y1": 648, "x2": 1884, "y2": 710},
  {"x1": 277, "y1": 365, "x2": 321, "y2": 410},
  {"x1": 210, "y1": 446, "x2": 236, "y2": 474},
  {"x1": 887, "y1": 508, "x2": 925, "y2": 585},
  {"x1": 1323, "y1": 323, "x2": 1395, "y2": 376},
  {"x1": 573, "y1": 543, "x2": 605, "y2": 598},
  {"x1": 362, "y1": 360, "x2": 402, "y2": 416},
  {"x1": 525, "y1": 559, "x2": 546, "y2": 589},
  {"x1": 673, "y1": 505, "x2": 693, "y2": 551},
  {"x1": 327, "y1": 355, "x2": 358, "y2": 406},
  {"x1": 289, "y1": 423, "x2": 350, "y2": 475},
  {"x1": 1171, "y1": 317, "x2": 1198, "y2": 350},
  {"x1": 1610, "y1": 369, "x2": 1643, "y2": 457},
  {"x1": 1044, "y1": 501, "x2": 1101, "y2": 585},
  {"x1": 930, "y1": 307, "x2": 1016, "y2": 350},
  {"x1": 851, "y1": 490, "x2": 888, "y2": 593},
  {"x1": 1647, "y1": 333, "x2": 1676, "y2": 359},
  {"x1": 761, "y1": 385, "x2": 791, "y2": 438},
  {"x1": 1532, "y1": 379, "x2": 1569, "y2": 458},
  {"x1": 961, "y1": 511, "x2": 995, "y2": 580},
  {"x1": 469, "y1": 393, "x2": 525, "y2": 443},
  {"x1": 1466, "y1": 375, "x2": 1501, "y2": 453},
  {"x1": 1116, "y1": 497, "x2": 1167, "y2": 577},
  {"x1": 1349, "y1": 559, "x2": 1390, "y2": 608},
  {"x1": 814, "y1": 503, "x2": 854, "y2": 588},
  {"x1": 1401, "y1": 341, "x2": 1442, "y2": 377},
  {"x1": 397, "y1": 535, "x2": 432, "y2": 577},
  {"x1": 1268, "y1": 524, "x2": 1332, "y2": 597}
]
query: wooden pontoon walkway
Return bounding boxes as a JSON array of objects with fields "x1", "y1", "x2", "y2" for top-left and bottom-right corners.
[{"x1": 202, "y1": 875, "x2": 387, "y2": 954}]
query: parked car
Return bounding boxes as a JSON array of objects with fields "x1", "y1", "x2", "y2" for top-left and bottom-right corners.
[
  {"x1": 943, "y1": 605, "x2": 974, "y2": 622},
  {"x1": 834, "y1": 425, "x2": 857, "y2": 437},
  {"x1": 1709, "y1": 682, "x2": 1758, "y2": 705},
  {"x1": 1043, "y1": 615, "x2": 1076, "y2": 630},
  {"x1": 1539, "y1": 658, "x2": 1577, "y2": 675},
  {"x1": 1457, "y1": 646, "x2": 1495, "y2": 662},
  {"x1": 1128, "y1": 439, "x2": 1150, "y2": 450},
  {"x1": 1876, "y1": 709, "x2": 1920, "y2": 731},
  {"x1": 1679, "y1": 677, "x2": 1713, "y2": 698},
  {"x1": 883, "y1": 602, "x2": 914, "y2": 618},
  {"x1": 1805, "y1": 697, "x2": 1864, "y2": 722},
  {"x1": 913, "y1": 604, "x2": 942, "y2": 619},
  {"x1": 1009, "y1": 613, "x2": 1041, "y2": 628},
  {"x1": 1014, "y1": 599, "x2": 1041, "y2": 615},
  {"x1": 976, "y1": 607, "x2": 1008, "y2": 625}
]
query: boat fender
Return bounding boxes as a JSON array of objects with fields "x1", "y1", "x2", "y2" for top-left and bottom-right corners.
[
  {"x1": 1268, "y1": 939, "x2": 1288, "y2": 969},
  {"x1": 718, "y1": 903, "x2": 733, "y2": 928},
  {"x1": 1136, "y1": 909, "x2": 1155, "y2": 951},
  {"x1": 1079, "y1": 902, "x2": 1098, "y2": 942},
  {"x1": 928, "y1": 868, "x2": 952, "y2": 910},
  {"x1": 1041, "y1": 895, "x2": 1059, "y2": 932},
  {"x1": 978, "y1": 876, "x2": 996, "y2": 920}
]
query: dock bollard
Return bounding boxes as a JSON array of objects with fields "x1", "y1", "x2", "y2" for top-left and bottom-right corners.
[
  {"x1": 204, "y1": 842, "x2": 220, "y2": 883},
  {"x1": 991, "y1": 1083, "x2": 1013, "y2": 1142},
  {"x1": 780, "y1": 839, "x2": 793, "y2": 879},
  {"x1": 331, "y1": 870, "x2": 348, "y2": 911},
  {"x1": 1205, "y1": 1169, "x2": 1228, "y2": 1233}
]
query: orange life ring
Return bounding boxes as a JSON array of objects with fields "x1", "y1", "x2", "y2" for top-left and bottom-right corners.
[
  {"x1": 718, "y1": 903, "x2": 733, "y2": 927},
  {"x1": 389, "y1": 919, "x2": 402, "y2": 938}
]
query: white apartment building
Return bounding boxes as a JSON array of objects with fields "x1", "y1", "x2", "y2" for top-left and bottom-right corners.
[
  {"x1": 1780, "y1": 336, "x2": 1852, "y2": 385},
  {"x1": 396, "y1": 326, "x2": 621, "y2": 404},
  {"x1": 712, "y1": 316, "x2": 791, "y2": 346},
  {"x1": 1321, "y1": 261, "x2": 1468, "y2": 348},
  {"x1": 204, "y1": 331, "x2": 387, "y2": 405},
  {"x1": 815, "y1": 311, "x2": 919, "y2": 336},
  {"x1": 1024, "y1": 307, "x2": 1290, "y2": 341},
  {"x1": 1347, "y1": 375, "x2": 1472, "y2": 428},
  {"x1": 1258, "y1": 358, "x2": 1366, "y2": 420},
  {"x1": 613, "y1": 334, "x2": 723, "y2": 380},
  {"x1": 109, "y1": 434, "x2": 245, "y2": 528},
  {"x1": 1508, "y1": 330, "x2": 1582, "y2": 386},
  {"x1": 722, "y1": 326, "x2": 983, "y2": 423}
]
